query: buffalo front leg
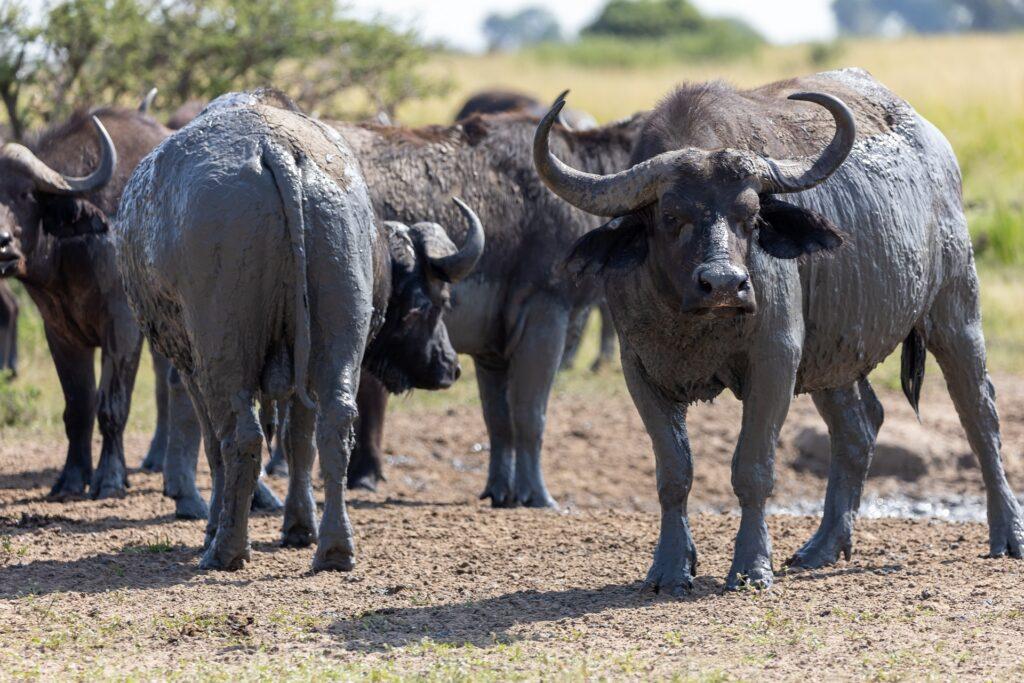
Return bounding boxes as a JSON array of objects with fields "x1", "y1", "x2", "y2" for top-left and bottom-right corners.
[
  {"x1": 787, "y1": 378, "x2": 883, "y2": 569},
  {"x1": 476, "y1": 358, "x2": 515, "y2": 507},
  {"x1": 45, "y1": 329, "x2": 96, "y2": 499},
  {"x1": 141, "y1": 350, "x2": 171, "y2": 472},
  {"x1": 347, "y1": 373, "x2": 388, "y2": 491},
  {"x1": 623, "y1": 353, "x2": 697, "y2": 595},
  {"x1": 508, "y1": 297, "x2": 567, "y2": 508},
  {"x1": 927, "y1": 278, "x2": 1024, "y2": 557},
  {"x1": 200, "y1": 392, "x2": 262, "y2": 570},
  {"x1": 590, "y1": 299, "x2": 617, "y2": 373},
  {"x1": 92, "y1": 333, "x2": 142, "y2": 499},
  {"x1": 162, "y1": 367, "x2": 207, "y2": 520},
  {"x1": 727, "y1": 348, "x2": 798, "y2": 591}
]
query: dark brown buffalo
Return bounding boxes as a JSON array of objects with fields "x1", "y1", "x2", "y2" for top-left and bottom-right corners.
[
  {"x1": 453, "y1": 89, "x2": 615, "y2": 374},
  {"x1": 0, "y1": 107, "x2": 169, "y2": 498},
  {"x1": 331, "y1": 109, "x2": 644, "y2": 502},
  {"x1": 166, "y1": 100, "x2": 207, "y2": 130}
]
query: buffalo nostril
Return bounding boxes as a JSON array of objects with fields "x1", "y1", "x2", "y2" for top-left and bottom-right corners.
[
  {"x1": 0, "y1": 232, "x2": 11, "y2": 248},
  {"x1": 737, "y1": 275, "x2": 750, "y2": 292},
  {"x1": 454, "y1": 365, "x2": 462, "y2": 381},
  {"x1": 698, "y1": 275, "x2": 714, "y2": 294}
]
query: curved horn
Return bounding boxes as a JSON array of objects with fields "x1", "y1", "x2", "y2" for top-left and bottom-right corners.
[
  {"x1": 430, "y1": 197, "x2": 485, "y2": 283},
  {"x1": 533, "y1": 93, "x2": 685, "y2": 217},
  {"x1": 757, "y1": 92, "x2": 856, "y2": 194},
  {"x1": 1, "y1": 116, "x2": 117, "y2": 195},
  {"x1": 138, "y1": 87, "x2": 158, "y2": 114}
]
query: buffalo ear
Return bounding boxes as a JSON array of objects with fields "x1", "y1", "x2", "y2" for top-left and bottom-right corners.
[
  {"x1": 563, "y1": 213, "x2": 647, "y2": 281},
  {"x1": 39, "y1": 195, "x2": 109, "y2": 238},
  {"x1": 756, "y1": 196, "x2": 844, "y2": 259}
]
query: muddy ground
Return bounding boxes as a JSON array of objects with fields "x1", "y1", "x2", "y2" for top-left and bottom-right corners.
[{"x1": 2, "y1": 373, "x2": 1024, "y2": 680}]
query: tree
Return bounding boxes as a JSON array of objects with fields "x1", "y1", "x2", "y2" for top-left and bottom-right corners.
[
  {"x1": 0, "y1": 0, "x2": 447, "y2": 141},
  {"x1": 483, "y1": 7, "x2": 562, "y2": 52},
  {"x1": 583, "y1": 0, "x2": 704, "y2": 38},
  {"x1": 833, "y1": 0, "x2": 1024, "y2": 35}
]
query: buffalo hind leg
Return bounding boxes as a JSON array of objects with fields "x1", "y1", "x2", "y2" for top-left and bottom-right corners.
[
  {"x1": 476, "y1": 358, "x2": 515, "y2": 507},
  {"x1": 347, "y1": 373, "x2": 388, "y2": 491},
  {"x1": 623, "y1": 353, "x2": 697, "y2": 595},
  {"x1": 281, "y1": 396, "x2": 318, "y2": 547},
  {"x1": 162, "y1": 367, "x2": 207, "y2": 520},
  {"x1": 141, "y1": 351, "x2": 171, "y2": 472},
  {"x1": 46, "y1": 330, "x2": 96, "y2": 499},
  {"x1": 927, "y1": 277, "x2": 1024, "y2": 558},
  {"x1": 508, "y1": 299, "x2": 566, "y2": 508},
  {"x1": 312, "y1": 369, "x2": 360, "y2": 572},
  {"x1": 200, "y1": 391, "x2": 262, "y2": 570},
  {"x1": 787, "y1": 378, "x2": 883, "y2": 569}
]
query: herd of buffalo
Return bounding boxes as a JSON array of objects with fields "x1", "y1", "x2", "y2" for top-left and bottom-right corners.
[{"x1": 0, "y1": 66, "x2": 1020, "y2": 593}]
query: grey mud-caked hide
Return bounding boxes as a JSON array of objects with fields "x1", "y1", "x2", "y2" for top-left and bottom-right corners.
[{"x1": 534, "y1": 68, "x2": 1024, "y2": 594}]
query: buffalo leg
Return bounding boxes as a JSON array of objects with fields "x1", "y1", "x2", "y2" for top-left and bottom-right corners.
[
  {"x1": 281, "y1": 396, "x2": 318, "y2": 547},
  {"x1": 91, "y1": 331, "x2": 142, "y2": 499},
  {"x1": 927, "y1": 277, "x2": 1024, "y2": 557},
  {"x1": 141, "y1": 350, "x2": 171, "y2": 472},
  {"x1": 476, "y1": 358, "x2": 515, "y2": 507},
  {"x1": 347, "y1": 373, "x2": 388, "y2": 491},
  {"x1": 200, "y1": 391, "x2": 261, "y2": 570},
  {"x1": 559, "y1": 305, "x2": 588, "y2": 371},
  {"x1": 265, "y1": 403, "x2": 288, "y2": 477},
  {"x1": 590, "y1": 299, "x2": 617, "y2": 373},
  {"x1": 163, "y1": 367, "x2": 207, "y2": 520},
  {"x1": 786, "y1": 378, "x2": 883, "y2": 569},
  {"x1": 311, "y1": 365, "x2": 360, "y2": 572},
  {"x1": 508, "y1": 298, "x2": 567, "y2": 508},
  {"x1": 46, "y1": 329, "x2": 96, "y2": 499},
  {"x1": 726, "y1": 346, "x2": 798, "y2": 590},
  {"x1": 0, "y1": 284, "x2": 17, "y2": 375},
  {"x1": 623, "y1": 353, "x2": 697, "y2": 595}
]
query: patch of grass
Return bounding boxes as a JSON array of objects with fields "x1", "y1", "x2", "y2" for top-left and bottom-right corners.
[
  {"x1": 0, "y1": 535, "x2": 27, "y2": 565},
  {"x1": 121, "y1": 538, "x2": 176, "y2": 554}
]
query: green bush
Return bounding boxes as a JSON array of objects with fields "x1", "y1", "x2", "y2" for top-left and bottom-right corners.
[
  {"x1": 0, "y1": 372, "x2": 40, "y2": 428},
  {"x1": 528, "y1": 21, "x2": 763, "y2": 68}
]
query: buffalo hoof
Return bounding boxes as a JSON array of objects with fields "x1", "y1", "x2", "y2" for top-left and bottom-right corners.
[
  {"x1": 90, "y1": 469, "x2": 128, "y2": 500},
  {"x1": 281, "y1": 524, "x2": 317, "y2": 548},
  {"x1": 251, "y1": 480, "x2": 283, "y2": 512},
  {"x1": 312, "y1": 546, "x2": 355, "y2": 572},
  {"x1": 199, "y1": 541, "x2": 250, "y2": 571},
  {"x1": 140, "y1": 445, "x2": 165, "y2": 473},
  {"x1": 480, "y1": 482, "x2": 516, "y2": 508},
  {"x1": 785, "y1": 526, "x2": 851, "y2": 570},
  {"x1": 726, "y1": 563, "x2": 774, "y2": 592},
  {"x1": 174, "y1": 494, "x2": 209, "y2": 521},
  {"x1": 986, "y1": 507, "x2": 1024, "y2": 559},
  {"x1": 348, "y1": 472, "x2": 380, "y2": 492},
  {"x1": 642, "y1": 542, "x2": 698, "y2": 597},
  {"x1": 264, "y1": 451, "x2": 288, "y2": 477},
  {"x1": 518, "y1": 490, "x2": 558, "y2": 509},
  {"x1": 48, "y1": 470, "x2": 89, "y2": 500}
]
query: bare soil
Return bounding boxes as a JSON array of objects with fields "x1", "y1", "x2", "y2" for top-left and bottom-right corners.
[{"x1": 2, "y1": 374, "x2": 1024, "y2": 680}]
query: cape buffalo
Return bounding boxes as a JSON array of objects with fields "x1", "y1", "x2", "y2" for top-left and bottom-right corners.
[
  {"x1": 166, "y1": 100, "x2": 206, "y2": 130},
  {"x1": 0, "y1": 107, "x2": 170, "y2": 498},
  {"x1": 455, "y1": 89, "x2": 598, "y2": 131},
  {"x1": 454, "y1": 90, "x2": 616, "y2": 373},
  {"x1": 116, "y1": 92, "x2": 484, "y2": 571},
  {"x1": 332, "y1": 108, "x2": 644, "y2": 502},
  {"x1": 534, "y1": 68, "x2": 1024, "y2": 592},
  {"x1": 0, "y1": 282, "x2": 16, "y2": 374}
]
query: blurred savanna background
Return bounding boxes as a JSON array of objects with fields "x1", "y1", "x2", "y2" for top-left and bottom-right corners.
[{"x1": 1, "y1": 0, "x2": 1023, "y2": 431}]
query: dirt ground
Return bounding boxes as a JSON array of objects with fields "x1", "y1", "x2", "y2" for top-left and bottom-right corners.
[{"x1": 2, "y1": 373, "x2": 1024, "y2": 680}]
